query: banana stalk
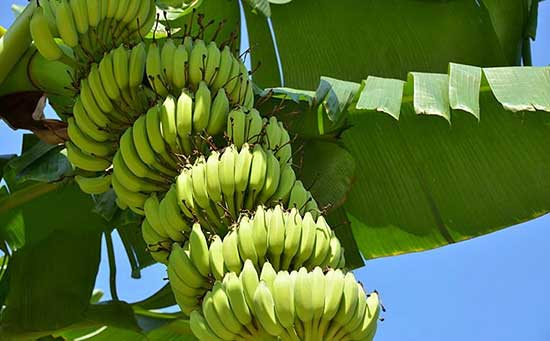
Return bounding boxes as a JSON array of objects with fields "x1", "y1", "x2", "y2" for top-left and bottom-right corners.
[{"x1": 0, "y1": 1, "x2": 37, "y2": 86}]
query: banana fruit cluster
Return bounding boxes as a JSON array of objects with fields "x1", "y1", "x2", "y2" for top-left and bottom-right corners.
[
  {"x1": 189, "y1": 262, "x2": 379, "y2": 341},
  {"x1": 38, "y1": 2, "x2": 382, "y2": 336},
  {"x1": 30, "y1": 0, "x2": 155, "y2": 64}
]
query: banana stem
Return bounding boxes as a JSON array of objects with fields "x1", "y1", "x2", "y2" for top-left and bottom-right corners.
[
  {"x1": 105, "y1": 231, "x2": 120, "y2": 301},
  {"x1": 0, "y1": 0, "x2": 37, "y2": 85}
]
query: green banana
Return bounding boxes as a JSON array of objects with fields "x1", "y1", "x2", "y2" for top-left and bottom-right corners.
[
  {"x1": 202, "y1": 291, "x2": 237, "y2": 340},
  {"x1": 88, "y1": 64, "x2": 114, "y2": 114},
  {"x1": 227, "y1": 108, "x2": 246, "y2": 148},
  {"x1": 293, "y1": 212, "x2": 316, "y2": 268},
  {"x1": 146, "y1": 41, "x2": 169, "y2": 96},
  {"x1": 119, "y1": 127, "x2": 166, "y2": 182},
  {"x1": 86, "y1": 0, "x2": 102, "y2": 27},
  {"x1": 70, "y1": 0, "x2": 89, "y2": 34},
  {"x1": 270, "y1": 164, "x2": 296, "y2": 204},
  {"x1": 280, "y1": 208, "x2": 302, "y2": 270},
  {"x1": 55, "y1": 0, "x2": 79, "y2": 48},
  {"x1": 99, "y1": 51, "x2": 122, "y2": 101},
  {"x1": 175, "y1": 89, "x2": 193, "y2": 155},
  {"x1": 160, "y1": 95, "x2": 179, "y2": 151},
  {"x1": 246, "y1": 144, "x2": 267, "y2": 208},
  {"x1": 75, "y1": 174, "x2": 112, "y2": 195},
  {"x1": 31, "y1": 7, "x2": 63, "y2": 61},
  {"x1": 252, "y1": 205, "x2": 268, "y2": 261},
  {"x1": 160, "y1": 186, "x2": 190, "y2": 240},
  {"x1": 234, "y1": 143, "x2": 253, "y2": 209},
  {"x1": 253, "y1": 281, "x2": 284, "y2": 336},
  {"x1": 237, "y1": 216, "x2": 259, "y2": 267},
  {"x1": 272, "y1": 270, "x2": 295, "y2": 329},
  {"x1": 224, "y1": 272, "x2": 253, "y2": 327},
  {"x1": 160, "y1": 39, "x2": 177, "y2": 88},
  {"x1": 222, "y1": 230, "x2": 242, "y2": 274},
  {"x1": 189, "y1": 223, "x2": 210, "y2": 277},
  {"x1": 240, "y1": 259, "x2": 259, "y2": 309},
  {"x1": 80, "y1": 78, "x2": 111, "y2": 128},
  {"x1": 72, "y1": 98, "x2": 112, "y2": 142},
  {"x1": 111, "y1": 171, "x2": 148, "y2": 208},
  {"x1": 206, "y1": 88, "x2": 230, "y2": 136},
  {"x1": 175, "y1": 168, "x2": 196, "y2": 218},
  {"x1": 193, "y1": 81, "x2": 211, "y2": 133},
  {"x1": 219, "y1": 145, "x2": 238, "y2": 217},
  {"x1": 211, "y1": 283, "x2": 244, "y2": 335},
  {"x1": 129, "y1": 41, "x2": 147, "y2": 89},
  {"x1": 288, "y1": 180, "x2": 309, "y2": 212},
  {"x1": 67, "y1": 117, "x2": 115, "y2": 157},
  {"x1": 143, "y1": 193, "x2": 170, "y2": 239},
  {"x1": 112, "y1": 151, "x2": 163, "y2": 193},
  {"x1": 172, "y1": 44, "x2": 188, "y2": 89},
  {"x1": 191, "y1": 156, "x2": 211, "y2": 209},
  {"x1": 188, "y1": 39, "x2": 207, "y2": 88},
  {"x1": 132, "y1": 115, "x2": 175, "y2": 176},
  {"x1": 205, "y1": 41, "x2": 221, "y2": 84},
  {"x1": 169, "y1": 243, "x2": 209, "y2": 289},
  {"x1": 66, "y1": 141, "x2": 111, "y2": 172},
  {"x1": 212, "y1": 46, "x2": 233, "y2": 91},
  {"x1": 145, "y1": 105, "x2": 177, "y2": 167},
  {"x1": 209, "y1": 235, "x2": 225, "y2": 281},
  {"x1": 257, "y1": 150, "x2": 281, "y2": 206},
  {"x1": 267, "y1": 205, "x2": 285, "y2": 270},
  {"x1": 205, "y1": 151, "x2": 223, "y2": 203},
  {"x1": 190, "y1": 311, "x2": 223, "y2": 341}
]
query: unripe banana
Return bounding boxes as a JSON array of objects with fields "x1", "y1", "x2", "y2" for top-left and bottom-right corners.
[
  {"x1": 270, "y1": 164, "x2": 296, "y2": 204},
  {"x1": 323, "y1": 269, "x2": 345, "y2": 321},
  {"x1": 119, "y1": 128, "x2": 166, "y2": 182},
  {"x1": 106, "y1": 0, "x2": 118, "y2": 18},
  {"x1": 348, "y1": 293, "x2": 380, "y2": 340},
  {"x1": 86, "y1": 0, "x2": 101, "y2": 27},
  {"x1": 111, "y1": 171, "x2": 148, "y2": 208},
  {"x1": 227, "y1": 108, "x2": 246, "y2": 147},
  {"x1": 146, "y1": 41, "x2": 169, "y2": 96},
  {"x1": 310, "y1": 267, "x2": 326, "y2": 321},
  {"x1": 252, "y1": 205, "x2": 268, "y2": 260},
  {"x1": 267, "y1": 205, "x2": 285, "y2": 269},
  {"x1": 224, "y1": 57, "x2": 242, "y2": 96},
  {"x1": 237, "y1": 216, "x2": 259, "y2": 267},
  {"x1": 209, "y1": 235, "x2": 225, "y2": 281},
  {"x1": 80, "y1": 79, "x2": 111, "y2": 129},
  {"x1": 160, "y1": 95, "x2": 179, "y2": 151},
  {"x1": 212, "y1": 46, "x2": 233, "y2": 91},
  {"x1": 219, "y1": 145, "x2": 238, "y2": 216},
  {"x1": 132, "y1": 115, "x2": 176, "y2": 177},
  {"x1": 308, "y1": 216, "x2": 332, "y2": 267},
  {"x1": 193, "y1": 81, "x2": 211, "y2": 133},
  {"x1": 176, "y1": 168, "x2": 196, "y2": 218},
  {"x1": 160, "y1": 186, "x2": 190, "y2": 240},
  {"x1": 264, "y1": 116, "x2": 282, "y2": 150},
  {"x1": 129, "y1": 42, "x2": 147, "y2": 88},
  {"x1": 222, "y1": 230, "x2": 242, "y2": 274},
  {"x1": 142, "y1": 220, "x2": 170, "y2": 264},
  {"x1": 169, "y1": 243, "x2": 209, "y2": 289},
  {"x1": 111, "y1": 45, "x2": 130, "y2": 91},
  {"x1": 293, "y1": 212, "x2": 316, "y2": 268},
  {"x1": 260, "y1": 262, "x2": 277, "y2": 292},
  {"x1": 175, "y1": 89, "x2": 193, "y2": 155},
  {"x1": 73, "y1": 98, "x2": 112, "y2": 143},
  {"x1": 240, "y1": 259, "x2": 259, "y2": 308},
  {"x1": 114, "y1": 0, "x2": 130, "y2": 21},
  {"x1": 31, "y1": 7, "x2": 63, "y2": 61},
  {"x1": 202, "y1": 291, "x2": 237, "y2": 340},
  {"x1": 288, "y1": 180, "x2": 309, "y2": 212},
  {"x1": 190, "y1": 156, "x2": 211, "y2": 209},
  {"x1": 121, "y1": 0, "x2": 141, "y2": 25},
  {"x1": 143, "y1": 193, "x2": 170, "y2": 239},
  {"x1": 257, "y1": 150, "x2": 282, "y2": 205},
  {"x1": 70, "y1": 0, "x2": 89, "y2": 34},
  {"x1": 172, "y1": 44, "x2": 188, "y2": 89},
  {"x1": 246, "y1": 144, "x2": 267, "y2": 208},
  {"x1": 88, "y1": 64, "x2": 114, "y2": 114},
  {"x1": 99, "y1": 52, "x2": 122, "y2": 101},
  {"x1": 254, "y1": 281, "x2": 284, "y2": 336},
  {"x1": 246, "y1": 109, "x2": 264, "y2": 144},
  {"x1": 55, "y1": 0, "x2": 79, "y2": 47},
  {"x1": 272, "y1": 270, "x2": 295, "y2": 329},
  {"x1": 188, "y1": 39, "x2": 207, "y2": 88},
  {"x1": 66, "y1": 141, "x2": 111, "y2": 172},
  {"x1": 190, "y1": 311, "x2": 223, "y2": 341},
  {"x1": 328, "y1": 231, "x2": 344, "y2": 269},
  {"x1": 224, "y1": 272, "x2": 253, "y2": 326},
  {"x1": 205, "y1": 41, "x2": 221, "y2": 84},
  {"x1": 168, "y1": 264, "x2": 202, "y2": 310},
  {"x1": 145, "y1": 105, "x2": 177, "y2": 167},
  {"x1": 211, "y1": 283, "x2": 243, "y2": 335},
  {"x1": 206, "y1": 88, "x2": 230, "y2": 136},
  {"x1": 75, "y1": 174, "x2": 112, "y2": 195},
  {"x1": 294, "y1": 267, "x2": 314, "y2": 323},
  {"x1": 333, "y1": 272, "x2": 360, "y2": 326},
  {"x1": 234, "y1": 143, "x2": 253, "y2": 200},
  {"x1": 67, "y1": 117, "x2": 115, "y2": 157},
  {"x1": 160, "y1": 39, "x2": 177, "y2": 87},
  {"x1": 276, "y1": 123, "x2": 293, "y2": 165},
  {"x1": 112, "y1": 151, "x2": 163, "y2": 193},
  {"x1": 189, "y1": 223, "x2": 210, "y2": 277},
  {"x1": 204, "y1": 151, "x2": 222, "y2": 203},
  {"x1": 280, "y1": 208, "x2": 302, "y2": 269}
]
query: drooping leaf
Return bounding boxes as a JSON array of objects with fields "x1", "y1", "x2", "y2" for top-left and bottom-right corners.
[
  {"x1": 147, "y1": 319, "x2": 197, "y2": 340},
  {"x1": 117, "y1": 223, "x2": 155, "y2": 279},
  {"x1": 262, "y1": 65, "x2": 550, "y2": 259},
  {"x1": 247, "y1": 0, "x2": 533, "y2": 89},
  {"x1": 132, "y1": 284, "x2": 176, "y2": 311}
]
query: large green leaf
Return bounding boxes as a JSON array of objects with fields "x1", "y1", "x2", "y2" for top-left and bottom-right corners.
[
  {"x1": 0, "y1": 231, "x2": 102, "y2": 333},
  {"x1": 265, "y1": 64, "x2": 550, "y2": 259},
  {"x1": 247, "y1": 0, "x2": 533, "y2": 89}
]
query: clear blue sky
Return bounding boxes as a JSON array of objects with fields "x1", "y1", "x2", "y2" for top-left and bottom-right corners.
[{"x1": 1, "y1": 2, "x2": 550, "y2": 340}]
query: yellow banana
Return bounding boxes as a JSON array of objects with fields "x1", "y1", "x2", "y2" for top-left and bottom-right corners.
[
  {"x1": 193, "y1": 81, "x2": 211, "y2": 133},
  {"x1": 189, "y1": 223, "x2": 210, "y2": 277},
  {"x1": 209, "y1": 235, "x2": 225, "y2": 281},
  {"x1": 75, "y1": 174, "x2": 112, "y2": 195},
  {"x1": 55, "y1": 0, "x2": 79, "y2": 48},
  {"x1": 66, "y1": 141, "x2": 110, "y2": 172},
  {"x1": 172, "y1": 44, "x2": 188, "y2": 90},
  {"x1": 254, "y1": 281, "x2": 284, "y2": 336},
  {"x1": 31, "y1": 7, "x2": 63, "y2": 62}
]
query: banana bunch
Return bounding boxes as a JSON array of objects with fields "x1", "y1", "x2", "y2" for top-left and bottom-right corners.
[
  {"x1": 145, "y1": 38, "x2": 254, "y2": 108},
  {"x1": 189, "y1": 263, "x2": 380, "y2": 341},
  {"x1": 227, "y1": 108, "x2": 293, "y2": 166},
  {"x1": 171, "y1": 144, "x2": 317, "y2": 232},
  {"x1": 30, "y1": 0, "x2": 156, "y2": 64}
]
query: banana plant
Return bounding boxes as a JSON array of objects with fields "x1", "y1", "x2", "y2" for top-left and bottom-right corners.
[{"x1": 0, "y1": 0, "x2": 547, "y2": 339}]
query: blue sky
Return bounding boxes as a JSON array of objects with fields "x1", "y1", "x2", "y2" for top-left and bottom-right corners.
[{"x1": 1, "y1": 2, "x2": 550, "y2": 340}]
